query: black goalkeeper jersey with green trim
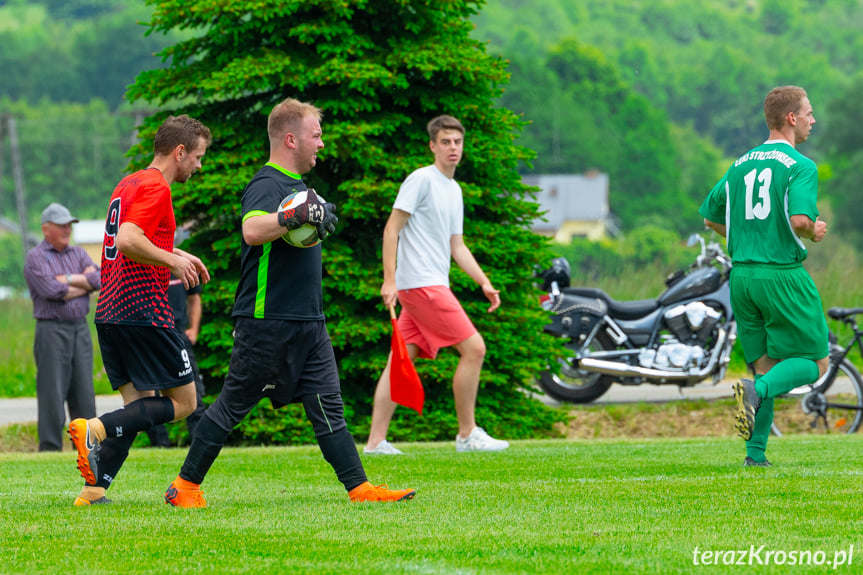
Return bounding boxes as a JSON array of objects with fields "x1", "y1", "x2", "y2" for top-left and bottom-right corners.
[{"x1": 231, "y1": 164, "x2": 324, "y2": 321}]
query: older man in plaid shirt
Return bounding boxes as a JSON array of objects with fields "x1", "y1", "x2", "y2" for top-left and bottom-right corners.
[{"x1": 24, "y1": 203, "x2": 100, "y2": 452}]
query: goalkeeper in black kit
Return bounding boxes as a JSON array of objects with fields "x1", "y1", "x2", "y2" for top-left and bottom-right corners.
[{"x1": 165, "y1": 98, "x2": 415, "y2": 507}]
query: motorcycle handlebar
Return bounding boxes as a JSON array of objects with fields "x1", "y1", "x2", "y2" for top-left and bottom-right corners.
[{"x1": 541, "y1": 236, "x2": 730, "y2": 303}]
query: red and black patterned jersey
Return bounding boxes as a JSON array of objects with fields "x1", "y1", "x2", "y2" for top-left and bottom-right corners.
[{"x1": 95, "y1": 168, "x2": 177, "y2": 328}]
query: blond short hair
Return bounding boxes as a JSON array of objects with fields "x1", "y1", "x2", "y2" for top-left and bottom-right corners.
[{"x1": 268, "y1": 98, "x2": 322, "y2": 143}]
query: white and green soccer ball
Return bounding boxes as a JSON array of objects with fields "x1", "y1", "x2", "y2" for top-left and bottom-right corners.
[{"x1": 278, "y1": 190, "x2": 325, "y2": 248}]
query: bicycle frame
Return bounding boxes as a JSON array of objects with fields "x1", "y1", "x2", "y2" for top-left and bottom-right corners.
[
  {"x1": 785, "y1": 316, "x2": 862, "y2": 405},
  {"x1": 771, "y1": 309, "x2": 863, "y2": 436}
]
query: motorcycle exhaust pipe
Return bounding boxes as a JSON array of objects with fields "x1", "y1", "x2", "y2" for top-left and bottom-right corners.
[
  {"x1": 578, "y1": 327, "x2": 727, "y2": 382},
  {"x1": 578, "y1": 358, "x2": 713, "y2": 381}
]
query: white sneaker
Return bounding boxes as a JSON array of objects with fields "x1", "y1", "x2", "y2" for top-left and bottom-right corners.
[
  {"x1": 455, "y1": 427, "x2": 509, "y2": 452},
  {"x1": 363, "y1": 439, "x2": 404, "y2": 455}
]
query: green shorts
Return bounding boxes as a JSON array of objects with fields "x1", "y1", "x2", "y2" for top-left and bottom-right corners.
[{"x1": 729, "y1": 263, "x2": 829, "y2": 364}]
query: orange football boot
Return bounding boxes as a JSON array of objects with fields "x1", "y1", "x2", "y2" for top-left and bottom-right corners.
[
  {"x1": 73, "y1": 496, "x2": 112, "y2": 506},
  {"x1": 349, "y1": 481, "x2": 416, "y2": 502},
  {"x1": 68, "y1": 418, "x2": 100, "y2": 485},
  {"x1": 165, "y1": 476, "x2": 207, "y2": 508}
]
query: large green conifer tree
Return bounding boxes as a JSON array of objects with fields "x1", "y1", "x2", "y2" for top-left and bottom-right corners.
[{"x1": 126, "y1": 0, "x2": 562, "y2": 443}]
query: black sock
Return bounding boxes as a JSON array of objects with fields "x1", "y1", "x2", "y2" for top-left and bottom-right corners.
[
  {"x1": 94, "y1": 433, "x2": 136, "y2": 489},
  {"x1": 186, "y1": 403, "x2": 206, "y2": 440},
  {"x1": 179, "y1": 414, "x2": 230, "y2": 485},
  {"x1": 100, "y1": 396, "x2": 175, "y2": 438},
  {"x1": 317, "y1": 428, "x2": 367, "y2": 492}
]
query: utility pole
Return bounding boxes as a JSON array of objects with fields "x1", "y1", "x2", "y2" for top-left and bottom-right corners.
[
  {"x1": 119, "y1": 108, "x2": 151, "y2": 166},
  {"x1": 93, "y1": 116, "x2": 101, "y2": 192},
  {"x1": 8, "y1": 116, "x2": 30, "y2": 262},
  {"x1": 552, "y1": 86, "x2": 561, "y2": 165},
  {"x1": 0, "y1": 114, "x2": 5, "y2": 217},
  {"x1": 130, "y1": 109, "x2": 146, "y2": 148}
]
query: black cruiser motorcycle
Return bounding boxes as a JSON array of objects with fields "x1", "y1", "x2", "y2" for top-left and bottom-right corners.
[{"x1": 537, "y1": 234, "x2": 737, "y2": 403}]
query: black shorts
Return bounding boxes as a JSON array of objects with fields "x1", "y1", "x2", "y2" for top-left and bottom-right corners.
[
  {"x1": 205, "y1": 317, "x2": 341, "y2": 430},
  {"x1": 96, "y1": 324, "x2": 195, "y2": 391}
]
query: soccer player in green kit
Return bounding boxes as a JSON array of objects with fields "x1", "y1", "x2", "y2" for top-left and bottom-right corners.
[{"x1": 699, "y1": 85, "x2": 829, "y2": 467}]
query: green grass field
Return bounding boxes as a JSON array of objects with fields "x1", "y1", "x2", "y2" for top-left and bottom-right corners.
[
  {"x1": 2, "y1": 231, "x2": 861, "y2": 573},
  {"x1": 1, "y1": 436, "x2": 860, "y2": 574}
]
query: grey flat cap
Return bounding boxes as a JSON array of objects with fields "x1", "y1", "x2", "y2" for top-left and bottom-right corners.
[{"x1": 41, "y1": 203, "x2": 79, "y2": 225}]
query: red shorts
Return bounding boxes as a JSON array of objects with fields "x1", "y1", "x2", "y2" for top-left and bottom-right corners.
[{"x1": 397, "y1": 286, "x2": 477, "y2": 359}]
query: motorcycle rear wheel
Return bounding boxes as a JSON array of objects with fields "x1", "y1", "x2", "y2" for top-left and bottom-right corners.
[{"x1": 537, "y1": 335, "x2": 614, "y2": 403}]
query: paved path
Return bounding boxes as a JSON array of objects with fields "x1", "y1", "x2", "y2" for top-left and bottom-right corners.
[
  {"x1": 0, "y1": 378, "x2": 856, "y2": 425},
  {"x1": 0, "y1": 394, "x2": 125, "y2": 426},
  {"x1": 530, "y1": 380, "x2": 732, "y2": 408},
  {"x1": 534, "y1": 376, "x2": 856, "y2": 407}
]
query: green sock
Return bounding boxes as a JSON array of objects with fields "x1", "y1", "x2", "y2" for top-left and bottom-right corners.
[
  {"x1": 755, "y1": 358, "x2": 819, "y2": 399},
  {"x1": 746, "y1": 374, "x2": 773, "y2": 462}
]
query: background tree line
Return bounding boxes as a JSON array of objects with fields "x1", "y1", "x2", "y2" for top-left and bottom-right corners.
[
  {"x1": 3, "y1": 0, "x2": 863, "y2": 237},
  {"x1": 0, "y1": 0, "x2": 183, "y2": 108},
  {"x1": 472, "y1": 0, "x2": 863, "y2": 241},
  {"x1": 0, "y1": 0, "x2": 186, "y2": 237}
]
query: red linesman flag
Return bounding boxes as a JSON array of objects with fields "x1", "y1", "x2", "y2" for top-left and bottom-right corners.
[{"x1": 389, "y1": 305, "x2": 424, "y2": 414}]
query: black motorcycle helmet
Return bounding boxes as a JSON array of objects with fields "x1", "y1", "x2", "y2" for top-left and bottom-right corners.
[{"x1": 539, "y1": 257, "x2": 571, "y2": 291}]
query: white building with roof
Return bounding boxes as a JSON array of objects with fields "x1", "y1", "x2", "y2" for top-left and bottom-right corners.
[
  {"x1": 72, "y1": 219, "x2": 105, "y2": 264},
  {"x1": 524, "y1": 171, "x2": 619, "y2": 242}
]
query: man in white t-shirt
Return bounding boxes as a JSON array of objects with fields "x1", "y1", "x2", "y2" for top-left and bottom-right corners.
[{"x1": 364, "y1": 115, "x2": 509, "y2": 455}]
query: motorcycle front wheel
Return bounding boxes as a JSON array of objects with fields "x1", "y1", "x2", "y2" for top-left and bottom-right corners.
[{"x1": 537, "y1": 335, "x2": 614, "y2": 403}]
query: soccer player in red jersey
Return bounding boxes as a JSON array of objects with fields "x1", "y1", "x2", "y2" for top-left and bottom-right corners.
[{"x1": 68, "y1": 115, "x2": 212, "y2": 506}]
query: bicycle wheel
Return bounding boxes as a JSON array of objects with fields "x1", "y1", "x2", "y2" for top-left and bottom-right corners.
[{"x1": 771, "y1": 358, "x2": 863, "y2": 435}]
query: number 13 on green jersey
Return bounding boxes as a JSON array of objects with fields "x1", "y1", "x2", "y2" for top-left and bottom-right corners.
[{"x1": 699, "y1": 139, "x2": 820, "y2": 265}]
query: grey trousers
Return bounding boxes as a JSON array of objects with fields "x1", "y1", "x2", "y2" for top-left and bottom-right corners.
[{"x1": 34, "y1": 320, "x2": 97, "y2": 451}]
